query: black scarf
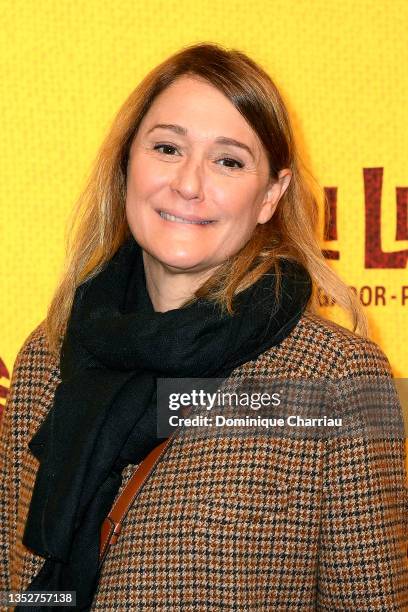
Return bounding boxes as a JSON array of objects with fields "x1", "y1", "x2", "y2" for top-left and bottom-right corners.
[{"x1": 20, "y1": 236, "x2": 312, "y2": 611}]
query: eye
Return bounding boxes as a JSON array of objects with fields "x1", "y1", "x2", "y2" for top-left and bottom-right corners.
[
  {"x1": 153, "y1": 143, "x2": 180, "y2": 156},
  {"x1": 217, "y1": 157, "x2": 244, "y2": 169}
]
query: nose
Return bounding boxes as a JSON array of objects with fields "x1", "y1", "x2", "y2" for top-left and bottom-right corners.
[{"x1": 169, "y1": 156, "x2": 204, "y2": 202}]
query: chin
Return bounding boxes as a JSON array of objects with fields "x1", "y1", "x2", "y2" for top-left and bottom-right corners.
[
  {"x1": 149, "y1": 247, "x2": 214, "y2": 272},
  {"x1": 158, "y1": 255, "x2": 208, "y2": 272}
]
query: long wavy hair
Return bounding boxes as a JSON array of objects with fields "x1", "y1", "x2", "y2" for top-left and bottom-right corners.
[{"x1": 45, "y1": 42, "x2": 366, "y2": 354}]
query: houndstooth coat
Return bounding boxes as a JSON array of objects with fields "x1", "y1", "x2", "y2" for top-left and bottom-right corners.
[{"x1": 1, "y1": 311, "x2": 408, "y2": 611}]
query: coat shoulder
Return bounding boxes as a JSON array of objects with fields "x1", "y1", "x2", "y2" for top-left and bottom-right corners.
[
  {"x1": 242, "y1": 310, "x2": 392, "y2": 379},
  {"x1": 4, "y1": 321, "x2": 61, "y2": 431},
  {"x1": 12, "y1": 320, "x2": 59, "y2": 377}
]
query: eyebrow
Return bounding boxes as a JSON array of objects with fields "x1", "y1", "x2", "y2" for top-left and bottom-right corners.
[{"x1": 146, "y1": 123, "x2": 255, "y2": 161}]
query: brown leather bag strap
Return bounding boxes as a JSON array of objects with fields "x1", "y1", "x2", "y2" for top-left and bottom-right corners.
[{"x1": 99, "y1": 434, "x2": 175, "y2": 566}]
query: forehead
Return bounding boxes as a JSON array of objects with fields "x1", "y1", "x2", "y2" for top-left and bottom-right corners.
[{"x1": 137, "y1": 75, "x2": 261, "y2": 146}]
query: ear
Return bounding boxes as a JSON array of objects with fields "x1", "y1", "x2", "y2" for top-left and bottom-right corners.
[{"x1": 257, "y1": 169, "x2": 292, "y2": 225}]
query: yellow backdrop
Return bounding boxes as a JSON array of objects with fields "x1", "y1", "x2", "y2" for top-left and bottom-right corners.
[{"x1": 1, "y1": 1, "x2": 407, "y2": 417}]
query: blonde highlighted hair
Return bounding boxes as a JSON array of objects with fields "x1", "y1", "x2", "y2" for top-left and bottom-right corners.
[{"x1": 45, "y1": 42, "x2": 367, "y2": 354}]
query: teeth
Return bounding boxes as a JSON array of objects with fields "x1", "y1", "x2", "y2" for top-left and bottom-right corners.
[{"x1": 159, "y1": 211, "x2": 213, "y2": 225}]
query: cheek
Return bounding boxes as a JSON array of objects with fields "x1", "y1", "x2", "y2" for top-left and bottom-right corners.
[
  {"x1": 126, "y1": 155, "x2": 166, "y2": 203},
  {"x1": 215, "y1": 181, "x2": 262, "y2": 224}
]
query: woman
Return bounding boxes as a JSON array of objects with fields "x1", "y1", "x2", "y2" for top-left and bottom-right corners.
[{"x1": 1, "y1": 42, "x2": 407, "y2": 611}]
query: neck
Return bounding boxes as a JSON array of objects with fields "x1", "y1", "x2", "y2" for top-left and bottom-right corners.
[{"x1": 142, "y1": 251, "x2": 217, "y2": 312}]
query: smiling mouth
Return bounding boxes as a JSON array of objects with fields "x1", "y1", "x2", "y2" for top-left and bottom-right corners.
[{"x1": 158, "y1": 211, "x2": 215, "y2": 225}]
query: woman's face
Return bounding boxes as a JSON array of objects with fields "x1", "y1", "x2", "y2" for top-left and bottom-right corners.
[{"x1": 126, "y1": 75, "x2": 290, "y2": 274}]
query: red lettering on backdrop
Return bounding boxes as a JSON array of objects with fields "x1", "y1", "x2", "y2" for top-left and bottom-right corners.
[
  {"x1": 364, "y1": 168, "x2": 408, "y2": 268},
  {"x1": 0, "y1": 357, "x2": 10, "y2": 421},
  {"x1": 322, "y1": 187, "x2": 340, "y2": 260},
  {"x1": 396, "y1": 187, "x2": 408, "y2": 241},
  {"x1": 323, "y1": 168, "x2": 408, "y2": 268}
]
